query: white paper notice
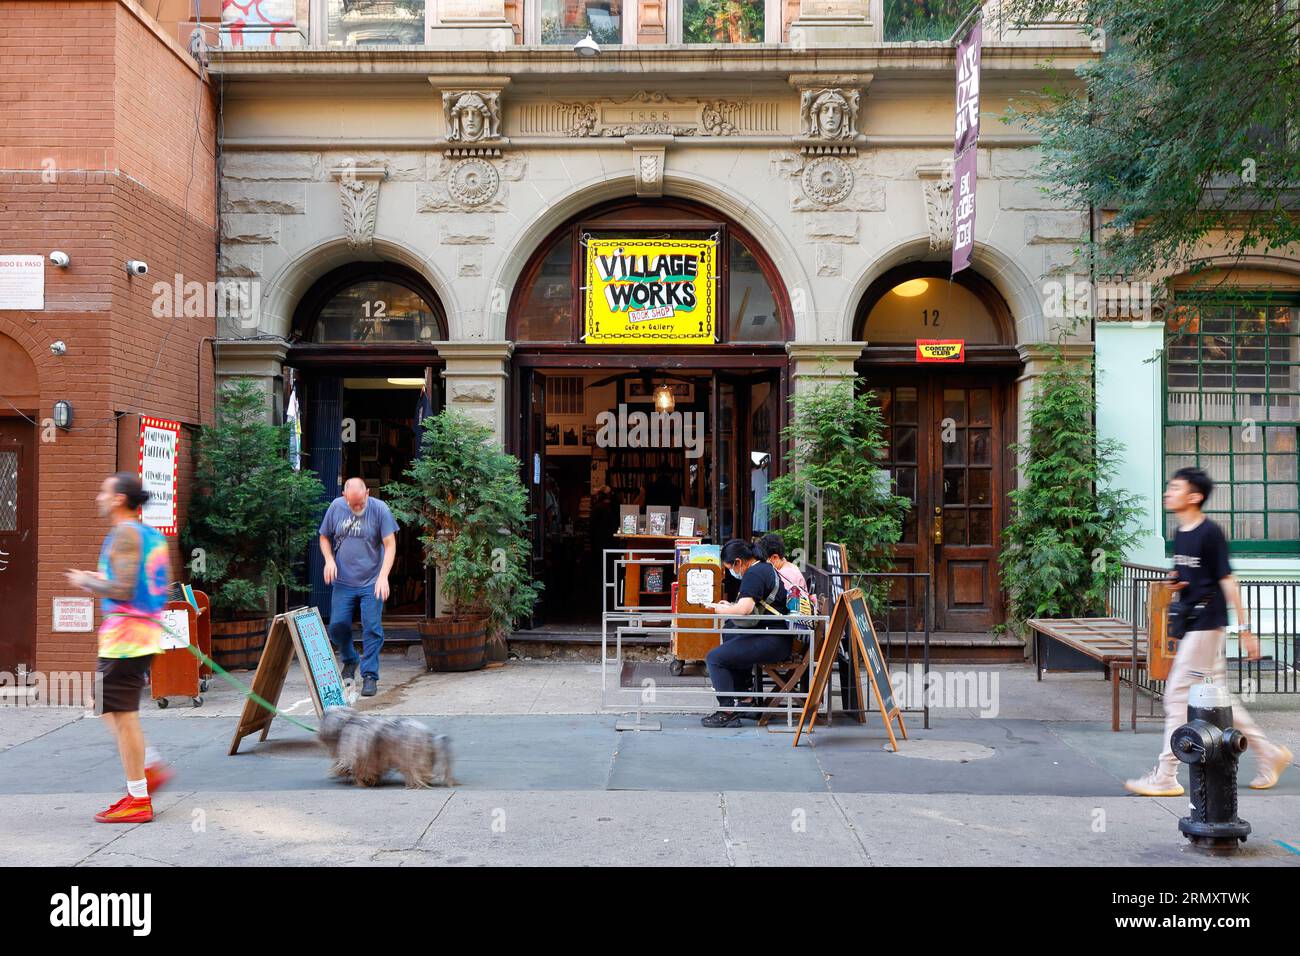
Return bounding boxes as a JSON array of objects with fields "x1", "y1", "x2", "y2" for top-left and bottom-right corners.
[
  {"x1": 0, "y1": 255, "x2": 44, "y2": 310},
  {"x1": 686, "y1": 568, "x2": 714, "y2": 606},
  {"x1": 52, "y1": 597, "x2": 95, "y2": 633},
  {"x1": 160, "y1": 609, "x2": 191, "y2": 650}
]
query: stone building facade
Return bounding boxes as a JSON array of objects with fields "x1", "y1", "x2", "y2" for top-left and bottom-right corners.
[{"x1": 209, "y1": 1, "x2": 1096, "y2": 634}]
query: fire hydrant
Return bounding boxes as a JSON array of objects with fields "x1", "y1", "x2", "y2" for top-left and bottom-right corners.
[{"x1": 1171, "y1": 680, "x2": 1251, "y2": 852}]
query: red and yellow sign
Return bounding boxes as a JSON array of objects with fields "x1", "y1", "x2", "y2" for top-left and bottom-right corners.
[
  {"x1": 584, "y1": 239, "x2": 717, "y2": 344},
  {"x1": 915, "y1": 339, "x2": 965, "y2": 363}
]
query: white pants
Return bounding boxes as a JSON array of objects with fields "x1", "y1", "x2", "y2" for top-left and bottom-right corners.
[{"x1": 1157, "y1": 628, "x2": 1277, "y2": 778}]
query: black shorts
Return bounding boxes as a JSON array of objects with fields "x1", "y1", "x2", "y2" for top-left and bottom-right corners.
[{"x1": 96, "y1": 656, "x2": 155, "y2": 714}]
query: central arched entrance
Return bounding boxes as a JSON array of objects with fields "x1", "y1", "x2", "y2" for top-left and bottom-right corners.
[{"x1": 509, "y1": 198, "x2": 793, "y2": 630}]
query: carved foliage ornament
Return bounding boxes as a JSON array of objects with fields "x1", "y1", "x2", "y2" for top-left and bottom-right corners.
[
  {"x1": 919, "y1": 164, "x2": 955, "y2": 252},
  {"x1": 799, "y1": 87, "x2": 860, "y2": 142},
  {"x1": 443, "y1": 90, "x2": 503, "y2": 143},
  {"x1": 332, "y1": 162, "x2": 388, "y2": 251}
]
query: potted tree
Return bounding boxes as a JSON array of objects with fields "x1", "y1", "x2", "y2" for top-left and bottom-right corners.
[
  {"x1": 385, "y1": 409, "x2": 540, "y2": 671},
  {"x1": 184, "y1": 377, "x2": 326, "y2": 669}
]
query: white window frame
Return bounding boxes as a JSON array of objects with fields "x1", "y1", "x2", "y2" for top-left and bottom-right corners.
[
  {"x1": 667, "y1": 0, "x2": 781, "y2": 44},
  {"x1": 310, "y1": 0, "x2": 439, "y2": 46},
  {"x1": 525, "y1": 0, "x2": 638, "y2": 44}
]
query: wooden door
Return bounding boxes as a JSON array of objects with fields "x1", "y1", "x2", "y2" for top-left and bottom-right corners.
[
  {"x1": 0, "y1": 419, "x2": 37, "y2": 675},
  {"x1": 869, "y1": 372, "x2": 1008, "y2": 632}
]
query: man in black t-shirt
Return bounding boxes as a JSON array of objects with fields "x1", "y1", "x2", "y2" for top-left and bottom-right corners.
[{"x1": 1125, "y1": 468, "x2": 1293, "y2": 796}]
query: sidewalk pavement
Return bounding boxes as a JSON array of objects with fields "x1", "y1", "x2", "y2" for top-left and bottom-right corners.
[{"x1": 2, "y1": 658, "x2": 1298, "y2": 866}]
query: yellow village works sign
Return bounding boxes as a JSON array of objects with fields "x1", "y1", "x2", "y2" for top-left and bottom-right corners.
[{"x1": 584, "y1": 239, "x2": 717, "y2": 344}]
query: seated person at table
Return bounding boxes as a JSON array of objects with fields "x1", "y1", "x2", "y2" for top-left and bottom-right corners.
[
  {"x1": 701, "y1": 539, "x2": 790, "y2": 728},
  {"x1": 759, "y1": 532, "x2": 808, "y2": 598}
]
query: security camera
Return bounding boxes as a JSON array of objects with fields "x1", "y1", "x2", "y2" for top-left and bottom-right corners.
[
  {"x1": 126, "y1": 260, "x2": 148, "y2": 277},
  {"x1": 49, "y1": 251, "x2": 70, "y2": 268},
  {"x1": 50, "y1": 341, "x2": 67, "y2": 356}
]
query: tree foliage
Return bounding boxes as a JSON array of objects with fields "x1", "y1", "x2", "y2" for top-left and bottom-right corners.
[
  {"x1": 999, "y1": 349, "x2": 1146, "y2": 631},
  {"x1": 1003, "y1": 0, "x2": 1300, "y2": 286},
  {"x1": 766, "y1": 375, "x2": 910, "y2": 610},
  {"x1": 384, "y1": 410, "x2": 540, "y2": 636},
  {"x1": 184, "y1": 378, "x2": 325, "y2": 618}
]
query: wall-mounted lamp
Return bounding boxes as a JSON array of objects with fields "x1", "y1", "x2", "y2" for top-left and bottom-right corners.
[
  {"x1": 573, "y1": 31, "x2": 600, "y2": 56},
  {"x1": 49, "y1": 251, "x2": 70, "y2": 268},
  {"x1": 50, "y1": 340, "x2": 67, "y2": 356},
  {"x1": 52, "y1": 400, "x2": 73, "y2": 430},
  {"x1": 653, "y1": 384, "x2": 675, "y2": 414}
]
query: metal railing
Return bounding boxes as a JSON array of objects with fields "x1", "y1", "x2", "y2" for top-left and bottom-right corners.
[
  {"x1": 598, "y1": 548, "x2": 828, "y2": 730},
  {"x1": 1111, "y1": 561, "x2": 1299, "y2": 699}
]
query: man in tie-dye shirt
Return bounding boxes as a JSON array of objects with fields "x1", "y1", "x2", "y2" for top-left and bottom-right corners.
[{"x1": 66, "y1": 473, "x2": 175, "y2": 824}]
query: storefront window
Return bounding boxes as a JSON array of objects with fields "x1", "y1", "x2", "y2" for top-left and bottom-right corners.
[
  {"x1": 862, "y1": 277, "x2": 1002, "y2": 344},
  {"x1": 326, "y1": 0, "x2": 426, "y2": 47},
  {"x1": 540, "y1": 0, "x2": 624, "y2": 44},
  {"x1": 682, "y1": 0, "x2": 764, "y2": 42},
  {"x1": 313, "y1": 279, "x2": 442, "y2": 343},
  {"x1": 729, "y1": 236, "x2": 782, "y2": 343},
  {"x1": 1164, "y1": 297, "x2": 1300, "y2": 548},
  {"x1": 515, "y1": 237, "x2": 574, "y2": 341}
]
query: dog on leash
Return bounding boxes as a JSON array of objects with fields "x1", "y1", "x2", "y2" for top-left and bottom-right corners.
[{"x1": 319, "y1": 708, "x2": 455, "y2": 788}]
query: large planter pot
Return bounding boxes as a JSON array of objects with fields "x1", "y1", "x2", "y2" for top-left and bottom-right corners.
[
  {"x1": 419, "y1": 616, "x2": 489, "y2": 672},
  {"x1": 211, "y1": 615, "x2": 270, "y2": 671}
]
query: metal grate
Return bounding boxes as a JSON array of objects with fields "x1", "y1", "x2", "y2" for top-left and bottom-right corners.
[{"x1": 0, "y1": 451, "x2": 16, "y2": 532}]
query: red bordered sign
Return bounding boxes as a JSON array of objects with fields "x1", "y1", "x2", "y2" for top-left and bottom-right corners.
[
  {"x1": 139, "y1": 416, "x2": 181, "y2": 536},
  {"x1": 915, "y1": 339, "x2": 965, "y2": 363}
]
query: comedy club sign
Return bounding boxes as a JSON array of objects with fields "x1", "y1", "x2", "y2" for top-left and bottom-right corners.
[{"x1": 584, "y1": 239, "x2": 717, "y2": 344}]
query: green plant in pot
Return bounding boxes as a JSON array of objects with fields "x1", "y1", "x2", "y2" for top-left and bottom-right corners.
[
  {"x1": 183, "y1": 377, "x2": 325, "y2": 669},
  {"x1": 384, "y1": 409, "x2": 540, "y2": 671}
]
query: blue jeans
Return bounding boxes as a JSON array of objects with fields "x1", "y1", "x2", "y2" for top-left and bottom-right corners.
[
  {"x1": 706, "y1": 627, "x2": 793, "y2": 709},
  {"x1": 328, "y1": 582, "x2": 385, "y2": 680}
]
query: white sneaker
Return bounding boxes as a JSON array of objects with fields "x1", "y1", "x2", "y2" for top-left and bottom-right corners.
[
  {"x1": 1124, "y1": 770, "x2": 1184, "y2": 797},
  {"x1": 1250, "y1": 745, "x2": 1294, "y2": 790}
]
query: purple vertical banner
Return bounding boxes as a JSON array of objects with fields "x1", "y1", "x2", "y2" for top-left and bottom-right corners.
[
  {"x1": 952, "y1": 19, "x2": 982, "y2": 274},
  {"x1": 954, "y1": 21, "x2": 982, "y2": 155},
  {"x1": 952, "y1": 146, "x2": 978, "y2": 274}
]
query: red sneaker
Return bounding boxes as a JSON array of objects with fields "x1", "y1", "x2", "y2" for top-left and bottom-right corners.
[
  {"x1": 95, "y1": 795, "x2": 153, "y2": 824},
  {"x1": 145, "y1": 761, "x2": 174, "y2": 795}
]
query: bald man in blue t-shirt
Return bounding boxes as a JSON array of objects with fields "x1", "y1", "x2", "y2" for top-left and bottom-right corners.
[{"x1": 319, "y1": 478, "x2": 398, "y2": 698}]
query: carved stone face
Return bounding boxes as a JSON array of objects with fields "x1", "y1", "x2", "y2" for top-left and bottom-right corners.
[
  {"x1": 818, "y1": 100, "x2": 844, "y2": 138},
  {"x1": 460, "y1": 106, "x2": 485, "y2": 140}
]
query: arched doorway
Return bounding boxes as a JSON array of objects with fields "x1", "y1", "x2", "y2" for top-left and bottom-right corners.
[
  {"x1": 509, "y1": 197, "x2": 793, "y2": 629},
  {"x1": 0, "y1": 332, "x2": 39, "y2": 672},
  {"x1": 854, "y1": 263, "x2": 1019, "y2": 632},
  {"x1": 289, "y1": 262, "x2": 448, "y2": 629}
]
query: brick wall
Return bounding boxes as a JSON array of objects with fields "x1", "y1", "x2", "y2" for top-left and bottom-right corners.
[{"x1": 0, "y1": 1, "x2": 216, "y2": 674}]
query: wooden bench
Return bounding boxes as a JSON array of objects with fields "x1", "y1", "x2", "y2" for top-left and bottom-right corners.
[{"x1": 1026, "y1": 617, "x2": 1149, "y2": 732}]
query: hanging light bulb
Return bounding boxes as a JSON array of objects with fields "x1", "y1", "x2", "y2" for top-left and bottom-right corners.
[{"x1": 653, "y1": 384, "x2": 675, "y2": 413}]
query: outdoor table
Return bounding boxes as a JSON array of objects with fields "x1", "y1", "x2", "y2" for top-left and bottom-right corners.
[{"x1": 1026, "y1": 617, "x2": 1149, "y2": 732}]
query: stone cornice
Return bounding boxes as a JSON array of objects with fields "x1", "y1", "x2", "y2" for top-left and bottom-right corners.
[{"x1": 207, "y1": 44, "x2": 1095, "y2": 80}]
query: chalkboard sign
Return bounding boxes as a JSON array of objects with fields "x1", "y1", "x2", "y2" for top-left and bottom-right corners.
[
  {"x1": 794, "y1": 587, "x2": 906, "y2": 752},
  {"x1": 288, "y1": 607, "x2": 347, "y2": 712},
  {"x1": 228, "y1": 607, "x2": 346, "y2": 755},
  {"x1": 846, "y1": 590, "x2": 897, "y2": 717},
  {"x1": 824, "y1": 542, "x2": 848, "y2": 603}
]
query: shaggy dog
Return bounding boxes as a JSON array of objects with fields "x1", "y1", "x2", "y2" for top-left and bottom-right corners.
[{"x1": 319, "y1": 707, "x2": 455, "y2": 788}]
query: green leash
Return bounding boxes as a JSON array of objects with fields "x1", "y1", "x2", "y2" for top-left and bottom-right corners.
[{"x1": 106, "y1": 611, "x2": 320, "y2": 734}]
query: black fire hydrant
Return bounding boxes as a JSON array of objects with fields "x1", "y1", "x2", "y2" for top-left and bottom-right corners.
[{"x1": 1171, "y1": 680, "x2": 1251, "y2": 852}]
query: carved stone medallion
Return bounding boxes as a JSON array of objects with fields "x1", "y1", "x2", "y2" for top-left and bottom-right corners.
[
  {"x1": 801, "y1": 156, "x2": 853, "y2": 206},
  {"x1": 448, "y1": 158, "x2": 500, "y2": 207}
]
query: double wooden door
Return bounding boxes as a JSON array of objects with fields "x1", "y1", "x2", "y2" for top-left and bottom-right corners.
[{"x1": 868, "y1": 370, "x2": 1013, "y2": 632}]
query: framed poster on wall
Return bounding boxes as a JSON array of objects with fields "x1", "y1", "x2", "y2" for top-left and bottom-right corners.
[{"x1": 139, "y1": 416, "x2": 180, "y2": 536}]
